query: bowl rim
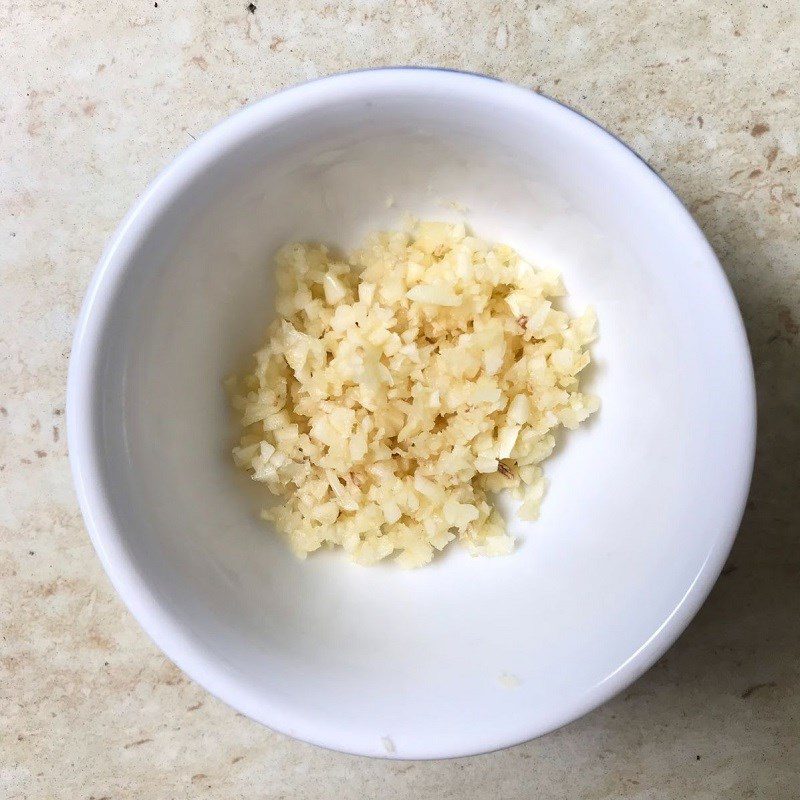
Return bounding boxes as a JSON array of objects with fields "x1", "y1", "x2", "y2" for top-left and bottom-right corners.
[{"x1": 67, "y1": 66, "x2": 757, "y2": 760}]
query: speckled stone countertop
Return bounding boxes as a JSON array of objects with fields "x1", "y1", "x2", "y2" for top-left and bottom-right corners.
[{"x1": 2, "y1": 1, "x2": 799, "y2": 797}]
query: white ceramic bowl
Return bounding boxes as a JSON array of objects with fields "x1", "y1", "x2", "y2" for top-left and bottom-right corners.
[{"x1": 68, "y1": 68, "x2": 755, "y2": 759}]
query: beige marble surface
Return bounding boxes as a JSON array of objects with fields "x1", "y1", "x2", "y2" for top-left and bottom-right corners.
[{"x1": 2, "y1": 1, "x2": 799, "y2": 797}]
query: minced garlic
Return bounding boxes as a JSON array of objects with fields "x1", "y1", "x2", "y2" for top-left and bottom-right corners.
[{"x1": 230, "y1": 221, "x2": 598, "y2": 567}]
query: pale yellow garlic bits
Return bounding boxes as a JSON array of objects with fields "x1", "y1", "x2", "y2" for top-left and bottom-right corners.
[{"x1": 230, "y1": 221, "x2": 598, "y2": 567}]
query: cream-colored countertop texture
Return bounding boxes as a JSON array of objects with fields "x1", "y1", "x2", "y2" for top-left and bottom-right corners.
[{"x1": 2, "y1": 1, "x2": 799, "y2": 797}]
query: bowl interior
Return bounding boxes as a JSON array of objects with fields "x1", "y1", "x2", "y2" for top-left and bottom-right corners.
[{"x1": 74, "y1": 72, "x2": 753, "y2": 758}]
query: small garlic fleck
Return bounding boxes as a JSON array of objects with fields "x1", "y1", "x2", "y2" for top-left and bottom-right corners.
[{"x1": 498, "y1": 672, "x2": 521, "y2": 688}]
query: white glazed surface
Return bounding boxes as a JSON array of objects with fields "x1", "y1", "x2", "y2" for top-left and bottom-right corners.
[{"x1": 67, "y1": 69, "x2": 755, "y2": 759}]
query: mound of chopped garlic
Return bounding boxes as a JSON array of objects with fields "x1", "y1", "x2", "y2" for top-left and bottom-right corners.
[{"x1": 230, "y1": 221, "x2": 598, "y2": 567}]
